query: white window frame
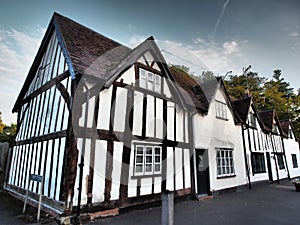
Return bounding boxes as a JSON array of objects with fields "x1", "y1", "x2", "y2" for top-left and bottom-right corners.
[
  {"x1": 139, "y1": 68, "x2": 161, "y2": 93},
  {"x1": 216, "y1": 148, "x2": 235, "y2": 178},
  {"x1": 134, "y1": 144, "x2": 162, "y2": 176},
  {"x1": 248, "y1": 113, "x2": 257, "y2": 128},
  {"x1": 215, "y1": 100, "x2": 227, "y2": 120}
]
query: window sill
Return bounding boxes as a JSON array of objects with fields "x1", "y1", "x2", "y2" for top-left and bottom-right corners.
[
  {"x1": 131, "y1": 174, "x2": 162, "y2": 179},
  {"x1": 215, "y1": 116, "x2": 229, "y2": 121},
  {"x1": 252, "y1": 171, "x2": 267, "y2": 174},
  {"x1": 217, "y1": 174, "x2": 236, "y2": 179}
]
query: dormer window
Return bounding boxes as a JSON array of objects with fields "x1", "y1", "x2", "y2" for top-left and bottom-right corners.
[
  {"x1": 248, "y1": 113, "x2": 257, "y2": 128},
  {"x1": 215, "y1": 100, "x2": 227, "y2": 120},
  {"x1": 139, "y1": 68, "x2": 161, "y2": 93}
]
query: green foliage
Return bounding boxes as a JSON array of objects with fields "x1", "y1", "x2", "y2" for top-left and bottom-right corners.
[
  {"x1": 200, "y1": 71, "x2": 216, "y2": 82},
  {"x1": 169, "y1": 64, "x2": 190, "y2": 74},
  {"x1": 0, "y1": 112, "x2": 17, "y2": 147},
  {"x1": 224, "y1": 70, "x2": 300, "y2": 138},
  {"x1": 0, "y1": 112, "x2": 5, "y2": 133}
]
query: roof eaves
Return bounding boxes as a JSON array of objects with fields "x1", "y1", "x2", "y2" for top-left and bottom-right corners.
[{"x1": 53, "y1": 14, "x2": 76, "y2": 79}]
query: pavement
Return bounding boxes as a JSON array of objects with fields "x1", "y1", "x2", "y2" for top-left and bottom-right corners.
[
  {"x1": 86, "y1": 179, "x2": 300, "y2": 225},
  {"x1": 0, "y1": 180, "x2": 299, "y2": 225}
]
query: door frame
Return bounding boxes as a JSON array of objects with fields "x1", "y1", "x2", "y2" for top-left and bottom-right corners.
[{"x1": 195, "y1": 148, "x2": 210, "y2": 196}]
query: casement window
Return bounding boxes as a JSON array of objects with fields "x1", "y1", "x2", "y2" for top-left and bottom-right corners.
[
  {"x1": 251, "y1": 152, "x2": 266, "y2": 174},
  {"x1": 292, "y1": 154, "x2": 298, "y2": 168},
  {"x1": 248, "y1": 113, "x2": 257, "y2": 128},
  {"x1": 276, "y1": 153, "x2": 285, "y2": 170},
  {"x1": 215, "y1": 100, "x2": 227, "y2": 120},
  {"x1": 139, "y1": 68, "x2": 161, "y2": 93},
  {"x1": 134, "y1": 144, "x2": 162, "y2": 176},
  {"x1": 216, "y1": 148, "x2": 235, "y2": 177}
]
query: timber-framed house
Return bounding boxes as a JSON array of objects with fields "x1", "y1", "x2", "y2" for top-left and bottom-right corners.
[
  {"x1": 6, "y1": 12, "x2": 300, "y2": 222},
  {"x1": 7, "y1": 12, "x2": 206, "y2": 218}
]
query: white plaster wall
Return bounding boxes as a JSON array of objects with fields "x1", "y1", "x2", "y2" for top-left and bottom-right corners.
[
  {"x1": 114, "y1": 88, "x2": 128, "y2": 132},
  {"x1": 92, "y1": 140, "x2": 107, "y2": 203},
  {"x1": 110, "y1": 141, "x2": 123, "y2": 200},
  {"x1": 166, "y1": 147, "x2": 174, "y2": 191},
  {"x1": 132, "y1": 91, "x2": 143, "y2": 136},
  {"x1": 284, "y1": 138, "x2": 300, "y2": 178},
  {"x1": 97, "y1": 87, "x2": 112, "y2": 130},
  {"x1": 116, "y1": 66, "x2": 135, "y2": 85},
  {"x1": 193, "y1": 87, "x2": 247, "y2": 192}
]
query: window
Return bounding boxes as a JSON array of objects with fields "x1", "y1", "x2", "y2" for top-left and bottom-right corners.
[
  {"x1": 276, "y1": 153, "x2": 285, "y2": 170},
  {"x1": 216, "y1": 148, "x2": 234, "y2": 177},
  {"x1": 134, "y1": 144, "x2": 162, "y2": 176},
  {"x1": 251, "y1": 153, "x2": 266, "y2": 174},
  {"x1": 215, "y1": 101, "x2": 227, "y2": 120},
  {"x1": 292, "y1": 154, "x2": 298, "y2": 168},
  {"x1": 139, "y1": 68, "x2": 161, "y2": 93},
  {"x1": 272, "y1": 124, "x2": 279, "y2": 134},
  {"x1": 248, "y1": 113, "x2": 257, "y2": 128},
  {"x1": 289, "y1": 129, "x2": 293, "y2": 139}
]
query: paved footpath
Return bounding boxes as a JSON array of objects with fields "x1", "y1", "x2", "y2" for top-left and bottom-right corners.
[
  {"x1": 1, "y1": 180, "x2": 299, "y2": 225},
  {"x1": 86, "y1": 180, "x2": 300, "y2": 225}
]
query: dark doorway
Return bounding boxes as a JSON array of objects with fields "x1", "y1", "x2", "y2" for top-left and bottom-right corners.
[
  {"x1": 196, "y1": 149, "x2": 210, "y2": 196},
  {"x1": 266, "y1": 152, "x2": 273, "y2": 182}
]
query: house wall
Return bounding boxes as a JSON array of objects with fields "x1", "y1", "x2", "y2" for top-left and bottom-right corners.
[
  {"x1": 283, "y1": 130, "x2": 300, "y2": 179},
  {"x1": 72, "y1": 51, "x2": 192, "y2": 207},
  {"x1": 7, "y1": 31, "x2": 70, "y2": 203},
  {"x1": 244, "y1": 108, "x2": 269, "y2": 183},
  {"x1": 193, "y1": 86, "x2": 247, "y2": 192}
]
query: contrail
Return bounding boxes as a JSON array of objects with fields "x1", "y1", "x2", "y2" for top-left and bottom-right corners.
[{"x1": 212, "y1": 0, "x2": 230, "y2": 40}]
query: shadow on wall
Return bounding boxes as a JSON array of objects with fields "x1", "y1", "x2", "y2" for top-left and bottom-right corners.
[{"x1": 0, "y1": 142, "x2": 9, "y2": 189}]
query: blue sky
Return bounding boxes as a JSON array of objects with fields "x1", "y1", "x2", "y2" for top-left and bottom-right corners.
[{"x1": 0, "y1": 0, "x2": 299, "y2": 124}]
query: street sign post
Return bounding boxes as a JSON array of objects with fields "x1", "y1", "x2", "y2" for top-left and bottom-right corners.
[{"x1": 23, "y1": 174, "x2": 44, "y2": 221}]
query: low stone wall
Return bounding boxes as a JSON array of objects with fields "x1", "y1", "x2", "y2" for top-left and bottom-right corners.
[{"x1": 0, "y1": 142, "x2": 9, "y2": 189}]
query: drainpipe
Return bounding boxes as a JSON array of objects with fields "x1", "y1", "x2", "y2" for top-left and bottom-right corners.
[
  {"x1": 281, "y1": 137, "x2": 290, "y2": 180},
  {"x1": 76, "y1": 78, "x2": 90, "y2": 225},
  {"x1": 241, "y1": 124, "x2": 251, "y2": 190},
  {"x1": 189, "y1": 111, "x2": 198, "y2": 197},
  {"x1": 270, "y1": 135, "x2": 280, "y2": 184}
]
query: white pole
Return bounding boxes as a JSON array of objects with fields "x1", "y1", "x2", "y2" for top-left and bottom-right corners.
[{"x1": 37, "y1": 176, "x2": 44, "y2": 221}]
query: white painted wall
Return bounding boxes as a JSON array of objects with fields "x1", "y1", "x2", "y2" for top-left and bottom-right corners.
[
  {"x1": 283, "y1": 130, "x2": 300, "y2": 178},
  {"x1": 193, "y1": 86, "x2": 247, "y2": 192}
]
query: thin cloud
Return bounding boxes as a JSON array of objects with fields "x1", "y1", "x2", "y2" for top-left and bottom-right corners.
[
  {"x1": 128, "y1": 35, "x2": 248, "y2": 77},
  {"x1": 0, "y1": 27, "x2": 44, "y2": 124},
  {"x1": 212, "y1": 0, "x2": 230, "y2": 40}
]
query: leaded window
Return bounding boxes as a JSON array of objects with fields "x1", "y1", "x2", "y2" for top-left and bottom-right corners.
[
  {"x1": 216, "y1": 148, "x2": 234, "y2": 177},
  {"x1": 139, "y1": 68, "x2": 161, "y2": 93},
  {"x1": 292, "y1": 154, "x2": 298, "y2": 168},
  {"x1": 215, "y1": 101, "x2": 227, "y2": 120},
  {"x1": 134, "y1": 144, "x2": 162, "y2": 176},
  {"x1": 251, "y1": 152, "x2": 266, "y2": 174}
]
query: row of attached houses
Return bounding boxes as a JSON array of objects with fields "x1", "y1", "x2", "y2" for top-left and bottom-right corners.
[{"x1": 5, "y1": 13, "x2": 300, "y2": 221}]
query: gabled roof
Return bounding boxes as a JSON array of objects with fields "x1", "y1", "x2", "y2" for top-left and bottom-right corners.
[
  {"x1": 232, "y1": 96, "x2": 252, "y2": 123},
  {"x1": 280, "y1": 119, "x2": 298, "y2": 141},
  {"x1": 169, "y1": 68, "x2": 208, "y2": 113},
  {"x1": 13, "y1": 12, "x2": 195, "y2": 112},
  {"x1": 259, "y1": 109, "x2": 283, "y2": 134},
  {"x1": 13, "y1": 12, "x2": 129, "y2": 112},
  {"x1": 53, "y1": 12, "x2": 130, "y2": 78}
]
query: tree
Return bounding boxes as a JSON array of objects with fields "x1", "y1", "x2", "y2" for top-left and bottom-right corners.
[
  {"x1": 0, "y1": 112, "x2": 17, "y2": 146},
  {"x1": 224, "y1": 69, "x2": 300, "y2": 138},
  {"x1": 200, "y1": 71, "x2": 216, "y2": 82},
  {"x1": 0, "y1": 112, "x2": 5, "y2": 133}
]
